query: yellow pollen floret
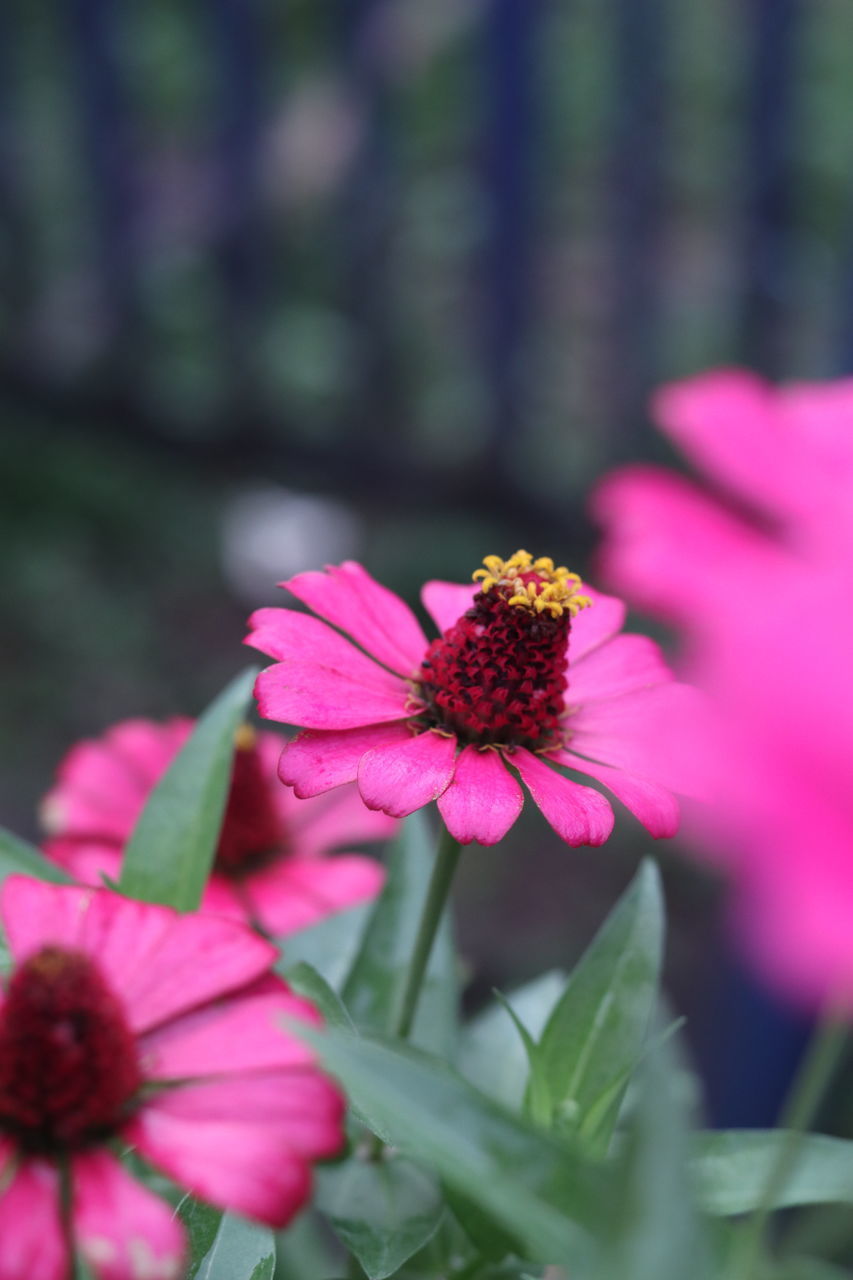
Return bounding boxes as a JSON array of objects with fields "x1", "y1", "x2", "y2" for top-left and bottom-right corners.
[
  {"x1": 472, "y1": 551, "x2": 591, "y2": 618},
  {"x1": 234, "y1": 724, "x2": 257, "y2": 752}
]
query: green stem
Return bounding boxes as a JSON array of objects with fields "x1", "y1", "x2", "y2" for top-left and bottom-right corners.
[
  {"x1": 389, "y1": 824, "x2": 462, "y2": 1041},
  {"x1": 729, "y1": 1010, "x2": 848, "y2": 1280}
]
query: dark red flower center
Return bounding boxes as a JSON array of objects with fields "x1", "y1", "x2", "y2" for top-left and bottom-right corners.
[
  {"x1": 0, "y1": 945, "x2": 142, "y2": 1154},
  {"x1": 413, "y1": 552, "x2": 590, "y2": 751},
  {"x1": 214, "y1": 728, "x2": 283, "y2": 876}
]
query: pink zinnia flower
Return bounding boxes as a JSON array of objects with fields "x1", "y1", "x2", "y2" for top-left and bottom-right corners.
[
  {"x1": 41, "y1": 719, "x2": 391, "y2": 936},
  {"x1": 245, "y1": 552, "x2": 699, "y2": 847},
  {"x1": 0, "y1": 876, "x2": 343, "y2": 1280},
  {"x1": 595, "y1": 368, "x2": 853, "y2": 1005}
]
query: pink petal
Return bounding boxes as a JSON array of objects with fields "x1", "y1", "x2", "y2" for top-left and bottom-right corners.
[
  {"x1": 421, "y1": 580, "x2": 478, "y2": 635},
  {"x1": 275, "y1": 772, "x2": 397, "y2": 856},
  {"x1": 567, "y1": 634, "x2": 672, "y2": 706},
  {"x1": 126, "y1": 1071, "x2": 343, "y2": 1226},
  {"x1": 437, "y1": 745, "x2": 523, "y2": 845},
  {"x1": 197, "y1": 874, "x2": 248, "y2": 923},
  {"x1": 569, "y1": 585, "x2": 628, "y2": 662},
  {"x1": 278, "y1": 723, "x2": 414, "y2": 798},
  {"x1": 72, "y1": 1152, "x2": 185, "y2": 1280},
  {"x1": 41, "y1": 838, "x2": 123, "y2": 887},
  {"x1": 0, "y1": 1159, "x2": 66, "y2": 1280},
  {"x1": 139, "y1": 976, "x2": 320, "y2": 1080},
  {"x1": 0, "y1": 879, "x2": 276, "y2": 1034},
  {"x1": 358, "y1": 731, "x2": 458, "y2": 817},
  {"x1": 553, "y1": 749, "x2": 680, "y2": 839},
  {"x1": 568, "y1": 681, "x2": 709, "y2": 798},
  {"x1": 243, "y1": 854, "x2": 386, "y2": 936},
  {"x1": 510, "y1": 748, "x2": 614, "y2": 846},
  {"x1": 280, "y1": 561, "x2": 429, "y2": 676},
  {"x1": 254, "y1": 660, "x2": 408, "y2": 730}
]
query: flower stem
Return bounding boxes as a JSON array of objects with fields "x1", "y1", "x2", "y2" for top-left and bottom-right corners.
[
  {"x1": 729, "y1": 1009, "x2": 848, "y2": 1280},
  {"x1": 389, "y1": 824, "x2": 462, "y2": 1042}
]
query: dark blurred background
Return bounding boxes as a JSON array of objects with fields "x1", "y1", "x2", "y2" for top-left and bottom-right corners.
[{"x1": 3, "y1": 0, "x2": 851, "y2": 1134}]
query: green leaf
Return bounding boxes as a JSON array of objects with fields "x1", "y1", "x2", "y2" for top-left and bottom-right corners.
[
  {"x1": 537, "y1": 859, "x2": 664, "y2": 1150},
  {"x1": 691, "y1": 1131, "x2": 853, "y2": 1215},
  {"x1": 304, "y1": 1026, "x2": 607, "y2": 1269},
  {"x1": 343, "y1": 811, "x2": 458, "y2": 1054},
  {"x1": 769, "y1": 1260, "x2": 853, "y2": 1280},
  {"x1": 118, "y1": 668, "x2": 257, "y2": 909},
  {"x1": 317, "y1": 1155, "x2": 444, "y2": 1279},
  {"x1": 0, "y1": 827, "x2": 71, "y2": 885},
  {"x1": 277, "y1": 902, "x2": 373, "y2": 992},
  {"x1": 178, "y1": 1199, "x2": 222, "y2": 1276},
  {"x1": 285, "y1": 961, "x2": 357, "y2": 1032},
  {"x1": 184, "y1": 1207, "x2": 275, "y2": 1280},
  {"x1": 492, "y1": 990, "x2": 551, "y2": 1126},
  {"x1": 595, "y1": 1035, "x2": 712, "y2": 1280},
  {"x1": 275, "y1": 1210, "x2": 341, "y2": 1280},
  {"x1": 457, "y1": 971, "x2": 565, "y2": 1108}
]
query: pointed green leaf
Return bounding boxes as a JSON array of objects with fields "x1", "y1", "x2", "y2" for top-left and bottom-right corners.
[
  {"x1": 275, "y1": 1210, "x2": 341, "y2": 1280},
  {"x1": 317, "y1": 1155, "x2": 443, "y2": 1279},
  {"x1": 184, "y1": 1207, "x2": 275, "y2": 1280},
  {"x1": 0, "y1": 827, "x2": 70, "y2": 885},
  {"x1": 537, "y1": 859, "x2": 664, "y2": 1149},
  {"x1": 458, "y1": 972, "x2": 565, "y2": 1108},
  {"x1": 343, "y1": 811, "x2": 458, "y2": 1053},
  {"x1": 304, "y1": 1026, "x2": 607, "y2": 1269},
  {"x1": 492, "y1": 990, "x2": 551, "y2": 1126},
  {"x1": 118, "y1": 668, "x2": 257, "y2": 909},
  {"x1": 691, "y1": 1132, "x2": 853, "y2": 1215},
  {"x1": 285, "y1": 961, "x2": 357, "y2": 1032}
]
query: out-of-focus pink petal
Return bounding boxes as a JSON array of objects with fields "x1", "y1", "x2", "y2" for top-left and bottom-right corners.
[
  {"x1": 0, "y1": 879, "x2": 275, "y2": 1033},
  {"x1": 510, "y1": 749, "x2": 614, "y2": 847},
  {"x1": 421, "y1": 580, "x2": 478, "y2": 635},
  {"x1": 244, "y1": 854, "x2": 385, "y2": 936},
  {"x1": 254, "y1": 660, "x2": 408, "y2": 730},
  {"x1": 0, "y1": 1159, "x2": 66, "y2": 1280},
  {"x1": 41, "y1": 838, "x2": 122, "y2": 887},
  {"x1": 277, "y1": 777, "x2": 397, "y2": 857},
  {"x1": 278, "y1": 723, "x2": 414, "y2": 798},
  {"x1": 139, "y1": 976, "x2": 320, "y2": 1080},
  {"x1": 567, "y1": 633, "x2": 672, "y2": 706},
  {"x1": 553, "y1": 749, "x2": 680, "y2": 839},
  {"x1": 71, "y1": 1152, "x2": 185, "y2": 1280},
  {"x1": 197, "y1": 874, "x2": 247, "y2": 923},
  {"x1": 358, "y1": 731, "x2": 457, "y2": 817},
  {"x1": 569, "y1": 682, "x2": 710, "y2": 798},
  {"x1": 126, "y1": 1069, "x2": 343, "y2": 1227},
  {"x1": 437, "y1": 746, "x2": 524, "y2": 845},
  {"x1": 569, "y1": 586, "x2": 627, "y2": 662},
  {"x1": 280, "y1": 561, "x2": 429, "y2": 676}
]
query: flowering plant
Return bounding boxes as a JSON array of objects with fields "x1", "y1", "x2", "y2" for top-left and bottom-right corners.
[{"x1": 2, "y1": 538, "x2": 853, "y2": 1280}]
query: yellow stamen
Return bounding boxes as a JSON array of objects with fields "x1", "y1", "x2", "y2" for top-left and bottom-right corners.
[
  {"x1": 472, "y1": 551, "x2": 592, "y2": 618},
  {"x1": 234, "y1": 724, "x2": 257, "y2": 752}
]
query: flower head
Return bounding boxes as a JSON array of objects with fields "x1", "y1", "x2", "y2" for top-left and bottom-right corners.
[
  {"x1": 41, "y1": 718, "x2": 391, "y2": 936},
  {"x1": 246, "y1": 554, "x2": 699, "y2": 847},
  {"x1": 0, "y1": 876, "x2": 344, "y2": 1280},
  {"x1": 594, "y1": 368, "x2": 853, "y2": 1006}
]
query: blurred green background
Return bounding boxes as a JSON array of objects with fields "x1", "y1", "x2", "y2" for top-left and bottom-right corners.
[{"x1": 3, "y1": 0, "x2": 852, "y2": 1123}]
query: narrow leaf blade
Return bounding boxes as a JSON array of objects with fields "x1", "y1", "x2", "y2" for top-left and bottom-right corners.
[{"x1": 0, "y1": 827, "x2": 70, "y2": 885}]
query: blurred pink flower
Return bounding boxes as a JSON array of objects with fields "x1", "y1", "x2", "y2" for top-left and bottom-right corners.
[
  {"x1": 41, "y1": 719, "x2": 390, "y2": 937},
  {"x1": 245, "y1": 553, "x2": 700, "y2": 848},
  {"x1": 595, "y1": 367, "x2": 853, "y2": 1005},
  {"x1": 0, "y1": 876, "x2": 343, "y2": 1280}
]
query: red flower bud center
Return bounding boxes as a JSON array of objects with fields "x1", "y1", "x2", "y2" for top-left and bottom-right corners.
[
  {"x1": 0, "y1": 946, "x2": 141, "y2": 1154},
  {"x1": 414, "y1": 576, "x2": 573, "y2": 750},
  {"x1": 215, "y1": 732, "x2": 283, "y2": 875}
]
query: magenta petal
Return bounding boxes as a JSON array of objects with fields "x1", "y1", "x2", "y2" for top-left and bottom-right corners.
[
  {"x1": 41, "y1": 838, "x2": 123, "y2": 887},
  {"x1": 139, "y1": 977, "x2": 320, "y2": 1079},
  {"x1": 255, "y1": 660, "x2": 408, "y2": 730},
  {"x1": 0, "y1": 879, "x2": 276, "y2": 1033},
  {"x1": 281, "y1": 783, "x2": 397, "y2": 856},
  {"x1": 244, "y1": 855, "x2": 386, "y2": 936},
  {"x1": 280, "y1": 561, "x2": 429, "y2": 676},
  {"x1": 568, "y1": 634, "x2": 672, "y2": 706},
  {"x1": 569, "y1": 585, "x2": 628, "y2": 662},
  {"x1": 511, "y1": 748, "x2": 614, "y2": 846},
  {"x1": 421, "y1": 580, "x2": 478, "y2": 635},
  {"x1": 278, "y1": 723, "x2": 414, "y2": 798},
  {"x1": 0, "y1": 1159, "x2": 66, "y2": 1280},
  {"x1": 554, "y1": 749, "x2": 680, "y2": 839},
  {"x1": 358, "y1": 731, "x2": 458, "y2": 817},
  {"x1": 72, "y1": 1152, "x2": 185, "y2": 1280},
  {"x1": 437, "y1": 746, "x2": 523, "y2": 845}
]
